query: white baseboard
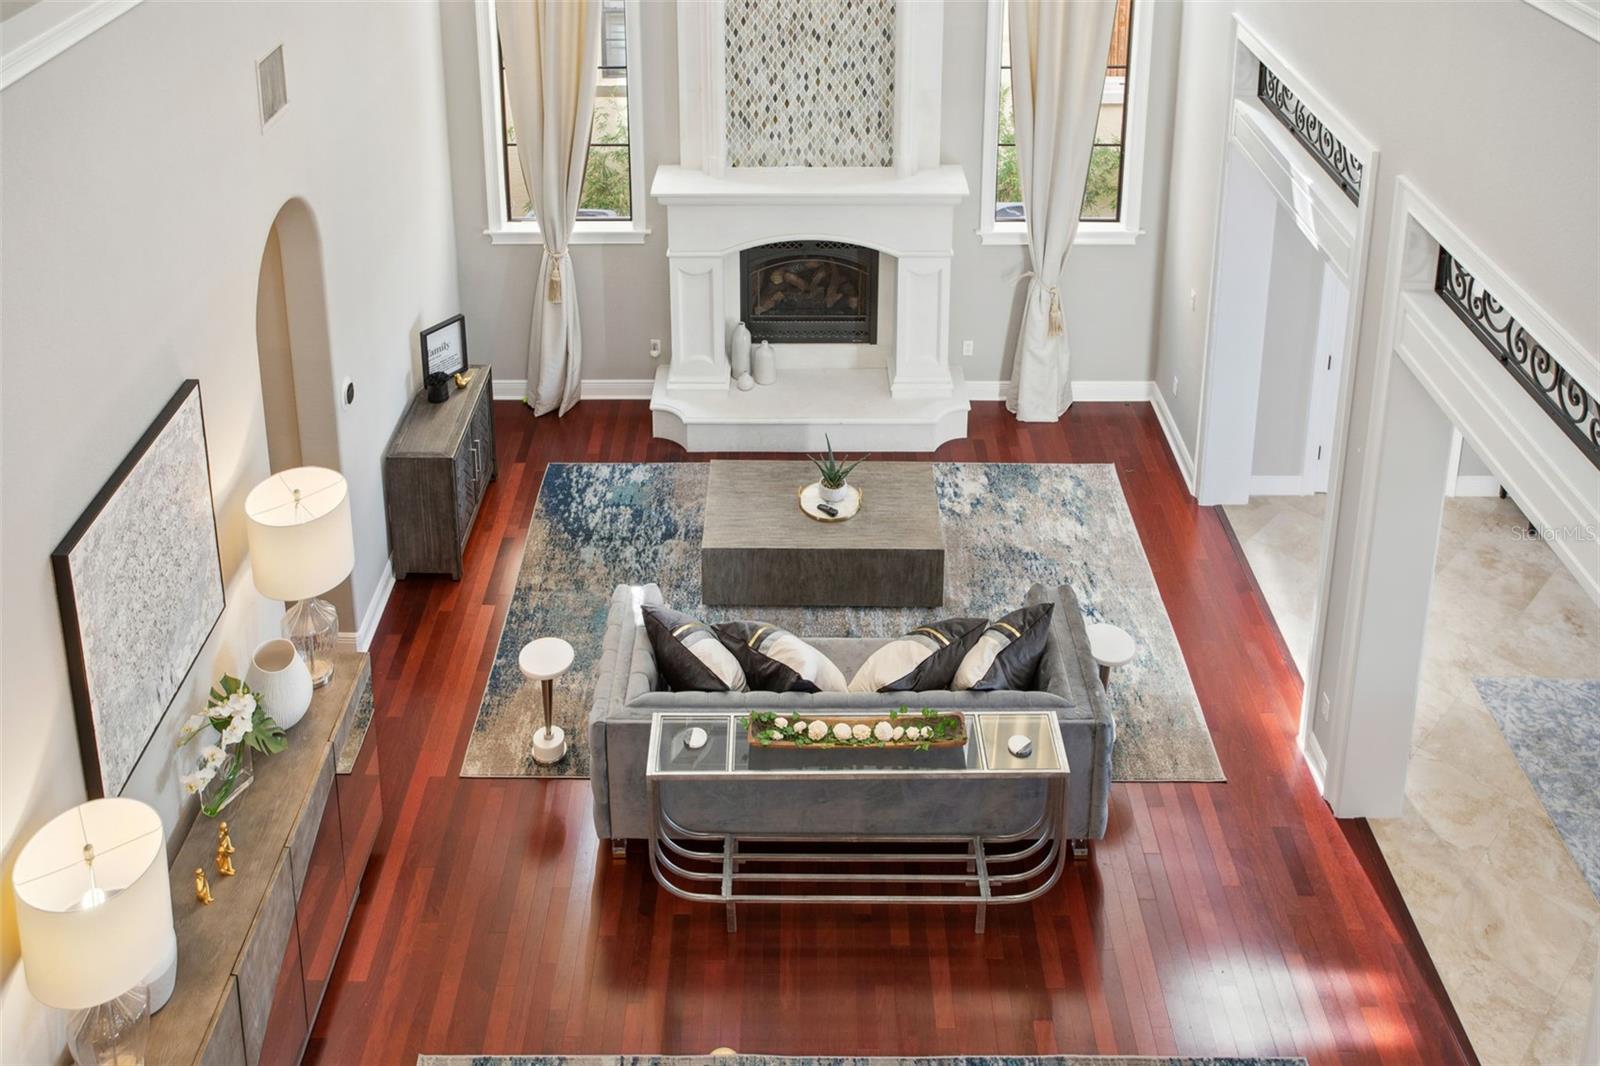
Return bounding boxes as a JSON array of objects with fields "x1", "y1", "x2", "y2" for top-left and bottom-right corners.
[
  {"x1": 338, "y1": 559, "x2": 395, "y2": 654},
  {"x1": 1150, "y1": 386, "x2": 1197, "y2": 497},
  {"x1": 966, "y1": 379, "x2": 1151, "y2": 404},
  {"x1": 1249, "y1": 474, "x2": 1313, "y2": 496},
  {"x1": 1450, "y1": 474, "x2": 1502, "y2": 498},
  {"x1": 1071, "y1": 380, "x2": 1156, "y2": 403},
  {"x1": 491, "y1": 377, "x2": 655, "y2": 402},
  {"x1": 496, "y1": 376, "x2": 1153, "y2": 407},
  {"x1": 966, "y1": 378, "x2": 1007, "y2": 402},
  {"x1": 486, "y1": 374, "x2": 1199, "y2": 501}
]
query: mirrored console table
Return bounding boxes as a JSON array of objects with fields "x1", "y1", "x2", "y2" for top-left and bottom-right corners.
[{"x1": 645, "y1": 711, "x2": 1069, "y2": 933}]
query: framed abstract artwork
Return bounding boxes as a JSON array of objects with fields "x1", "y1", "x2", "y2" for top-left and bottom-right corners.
[{"x1": 51, "y1": 380, "x2": 226, "y2": 798}]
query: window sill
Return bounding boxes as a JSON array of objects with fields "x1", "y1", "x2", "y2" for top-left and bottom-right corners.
[
  {"x1": 977, "y1": 223, "x2": 1143, "y2": 247},
  {"x1": 484, "y1": 224, "x2": 651, "y2": 246}
]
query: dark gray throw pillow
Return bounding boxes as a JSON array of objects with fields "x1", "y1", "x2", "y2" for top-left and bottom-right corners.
[
  {"x1": 713, "y1": 621, "x2": 842, "y2": 693},
  {"x1": 641, "y1": 605, "x2": 747, "y2": 692},
  {"x1": 847, "y1": 617, "x2": 988, "y2": 693},
  {"x1": 952, "y1": 603, "x2": 1054, "y2": 691}
]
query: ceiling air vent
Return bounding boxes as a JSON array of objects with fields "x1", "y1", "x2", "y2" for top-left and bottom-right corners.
[{"x1": 257, "y1": 45, "x2": 287, "y2": 129}]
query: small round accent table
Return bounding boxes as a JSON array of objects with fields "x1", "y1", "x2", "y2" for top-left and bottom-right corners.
[
  {"x1": 519, "y1": 637, "x2": 575, "y2": 765},
  {"x1": 1085, "y1": 622, "x2": 1136, "y2": 687}
]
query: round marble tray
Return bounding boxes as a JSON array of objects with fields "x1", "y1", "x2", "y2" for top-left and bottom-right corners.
[{"x1": 798, "y1": 481, "x2": 862, "y2": 522}]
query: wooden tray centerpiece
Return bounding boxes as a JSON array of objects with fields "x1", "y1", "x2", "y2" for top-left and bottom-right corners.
[{"x1": 746, "y1": 707, "x2": 966, "y2": 751}]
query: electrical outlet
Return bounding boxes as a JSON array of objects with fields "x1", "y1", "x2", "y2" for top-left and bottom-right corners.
[
  {"x1": 961, "y1": 339, "x2": 974, "y2": 357},
  {"x1": 1317, "y1": 692, "x2": 1332, "y2": 727},
  {"x1": 648, "y1": 338, "x2": 662, "y2": 359},
  {"x1": 1189, "y1": 288, "x2": 1198, "y2": 311}
]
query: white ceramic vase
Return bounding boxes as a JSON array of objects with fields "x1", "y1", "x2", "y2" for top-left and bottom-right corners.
[
  {"x1": 752, "y1": 340, "x2": 777, "y2": 385},
  {"x1": 819, "y1": 482, "x2": 850, "y2": 504},
  {"x1": 245, "y1": 637, "x2": 313, "y2": 731},
  {"x1": 730, "y1": 322, "x2": 752, "y2": 381}
]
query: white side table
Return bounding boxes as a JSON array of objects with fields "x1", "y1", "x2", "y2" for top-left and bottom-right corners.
[
  {"x1": 1085, "y1": 622, "x2": 1136, "y2": 687},
  {"x1": 519, "y1": 637, "x2": 575, "y2": 764}
]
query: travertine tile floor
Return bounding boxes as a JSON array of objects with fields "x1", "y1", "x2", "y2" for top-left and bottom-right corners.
[{"x1": 1224, "y1": 494, "x2": 1600, "y2": 1064}]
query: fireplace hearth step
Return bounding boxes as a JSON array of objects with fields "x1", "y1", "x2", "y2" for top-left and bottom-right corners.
[{"x1": 649, "y1": 366, "x2": 970, "y2": 453}]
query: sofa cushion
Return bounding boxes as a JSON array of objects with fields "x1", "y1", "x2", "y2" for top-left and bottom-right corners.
[
  {"x1": 641, "y1": 605, "x2": 747, "y2": 692},
  {"x1": 715, "y1": 621, "x2": 846, "y2": 693},
  {"x1": 954, "y1": 603, "x2": 1054, "y2": 691},
  {"x1": 847, "y1": 617, "x2": 987, "y2": 693}
]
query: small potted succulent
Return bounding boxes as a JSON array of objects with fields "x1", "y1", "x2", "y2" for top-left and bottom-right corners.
[{"x1": 807, "y1": 435, "x2": 868, "y2": 504}]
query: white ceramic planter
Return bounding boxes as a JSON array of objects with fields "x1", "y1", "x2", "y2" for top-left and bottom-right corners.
[
  {"x1": 819, "y1": 482, "x2": 851, "y2": 504},
  {"x1": 245, "y1": 638, "x2": 313, "y2": 731}
]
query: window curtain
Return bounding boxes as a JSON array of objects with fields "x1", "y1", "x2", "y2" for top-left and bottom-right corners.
[
  {"x1": 1005, "y1": 0, "x2": 1118, "y2": 422},
  {"x1": 497, "y1": 0, "x2": 602, "y2": 417}
]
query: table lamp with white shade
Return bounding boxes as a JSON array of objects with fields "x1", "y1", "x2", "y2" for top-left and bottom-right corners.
[
  {"x1": 12, "y1": 798, "x2": 176, "y2": 1065},
  {"x1": 245, "y1": 467, "x2": 355, "y2": 688}
]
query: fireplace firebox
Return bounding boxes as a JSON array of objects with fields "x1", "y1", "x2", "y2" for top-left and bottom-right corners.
[{"x1": 740, "y1": 241, "x2": 879, "y2": 344}]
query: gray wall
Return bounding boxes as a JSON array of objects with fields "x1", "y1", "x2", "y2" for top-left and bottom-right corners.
[
  {"x1": 1252, "y1": 200, "x2": 1324, "y2": 477},
  {"x1": 1152, "y1": 1, "x2": 1600, "y2": 461},
  {"x1": 1143, "y1": 1, "x2": 1599, "y2": 769},
  {"x1": 441, "y1": 0, "x2": 1182, "y2": 389},
  {"x1": 1, "y1": 2, "x2": 459, "y2": 1059}
]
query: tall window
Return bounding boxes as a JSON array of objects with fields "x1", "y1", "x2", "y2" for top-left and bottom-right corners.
[
  {"x1": 476, "y1": 0, "x2": 646, "y2": 244},
  {"x1": 982, "y1": 0, "x2": 1146, "y2": 244}
]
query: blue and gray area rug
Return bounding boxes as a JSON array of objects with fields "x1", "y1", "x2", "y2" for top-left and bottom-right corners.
[
  {"x1": 462, "y1": 463, "x2": 1222, "y2": 784},
  {"x1": 419, "y1": 1049, "x2": 1305, "y2": 1056},
  {"x1": 1474, "y1": 676, "x2": 1600, "y2": 897}
]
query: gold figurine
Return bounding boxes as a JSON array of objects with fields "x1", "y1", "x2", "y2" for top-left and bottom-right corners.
[
  {"x1": 216, "y1": 822, "x2": 237, "y2": 877},
  {"x1": 194, "y1": 867, "x2": 214, "y2": 905},
  {"x1": 453, "y1": 369, "x2": 474, "y2": 389}
]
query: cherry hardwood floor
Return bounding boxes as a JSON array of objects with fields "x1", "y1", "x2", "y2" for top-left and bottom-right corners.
[{"x1": 305, "y1": 400, "x2": 1473, "y2": 1066}]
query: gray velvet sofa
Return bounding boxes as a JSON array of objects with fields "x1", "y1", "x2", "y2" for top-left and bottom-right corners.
[{"x1": 587, "y1": 581, "x2": 1115, "y2": 847}]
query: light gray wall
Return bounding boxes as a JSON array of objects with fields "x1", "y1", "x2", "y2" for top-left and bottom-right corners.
[
  {"x1": 1458, "y1": 438, "x2": 1493, "y2": 479},
  {"x1": 0, "y1": 3, "x2": 459, "y2": 1059},
  {"x1": 441, "y1": 0, "x2": 678, "y2": 385},
  {"x1": 442, "y1": 0, "x2": 1181, "y2": 389},
  {"x1": 1252, "y1": 200, "x2": 1324, "y2": 477},
  {"x1": 1152, "y1": 1, "x2": 1600, "y2": 460},
  {"x1": 1145, "y1": 1, "x2": 1598, "y2": 773}
]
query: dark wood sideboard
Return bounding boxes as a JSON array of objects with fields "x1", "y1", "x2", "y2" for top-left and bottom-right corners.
[
  {"x1": 383, "y1": 366, "x2": 496, "y2": 580},
  {"x1": 147, "y1": 652, "x2": 381, "y2": 1066}
]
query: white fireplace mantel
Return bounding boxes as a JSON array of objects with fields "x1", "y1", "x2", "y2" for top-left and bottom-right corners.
[
  {"x1": 649, "y1": 164, "x2": 972, "y2": 452},
  {"x1": 649, "y1": 1, "x2": 969, "y2": 453}
]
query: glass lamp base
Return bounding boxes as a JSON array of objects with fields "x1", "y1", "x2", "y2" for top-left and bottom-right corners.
[
  {"x1": 68, "y1": 986, "x2": 148, "y2": 1066},
  {"x1": 283, "y1": 597, "x2": 338, "y2": 688}
]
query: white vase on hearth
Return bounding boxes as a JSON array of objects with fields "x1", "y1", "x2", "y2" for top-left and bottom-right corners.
[
  {"x1": 753, "y1": 340, "x2": 776, "y2": 385},
  {"x1": 730, "y1": 322, "x2": 752, "y2": 382}
]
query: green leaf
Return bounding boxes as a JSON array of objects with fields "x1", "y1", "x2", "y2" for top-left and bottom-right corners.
[{"x1": 246, "y1": 709, "x2": 287, "y2": 755}]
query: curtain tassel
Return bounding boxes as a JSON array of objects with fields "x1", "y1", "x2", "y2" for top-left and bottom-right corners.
[
  {"x1": 547, "y1": 256, "x2": 564, "y2": 303},
  {"x1": 1047, "y1": 286, "x2": 1063, "y2": 336}
]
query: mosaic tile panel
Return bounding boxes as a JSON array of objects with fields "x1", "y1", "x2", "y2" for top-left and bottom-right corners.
[{"x1": 725, "y1": 0, "x2": 895, "y2": 167}]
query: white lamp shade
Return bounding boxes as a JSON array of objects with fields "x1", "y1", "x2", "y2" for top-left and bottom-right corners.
[
  {"x1": 12, "y1": 798, "x2": 174, "y2": 1010},
  {"x1": 245, "y1": 467, "x2": 355, "y2": 602}
]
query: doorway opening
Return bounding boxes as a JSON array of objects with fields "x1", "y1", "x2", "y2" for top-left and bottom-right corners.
[{"x1": 254, "y1": 199, "x2": 354, "y2": 626}]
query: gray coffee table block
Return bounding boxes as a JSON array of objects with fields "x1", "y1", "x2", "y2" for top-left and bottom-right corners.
[{"x1": 702, "y1": 460, "x2": 945, "y2": 607}]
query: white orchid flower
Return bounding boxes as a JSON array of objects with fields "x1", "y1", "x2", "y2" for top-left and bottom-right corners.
[
  {"x1": 176, "y1": 714, "x2": 209, "y2": 745},
  {"x1": 180, "y1": 767, "x2": 215, "y2": 794},
  {"x1": 200, "y1": 744, "x2": 227, "y2": 769}
]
